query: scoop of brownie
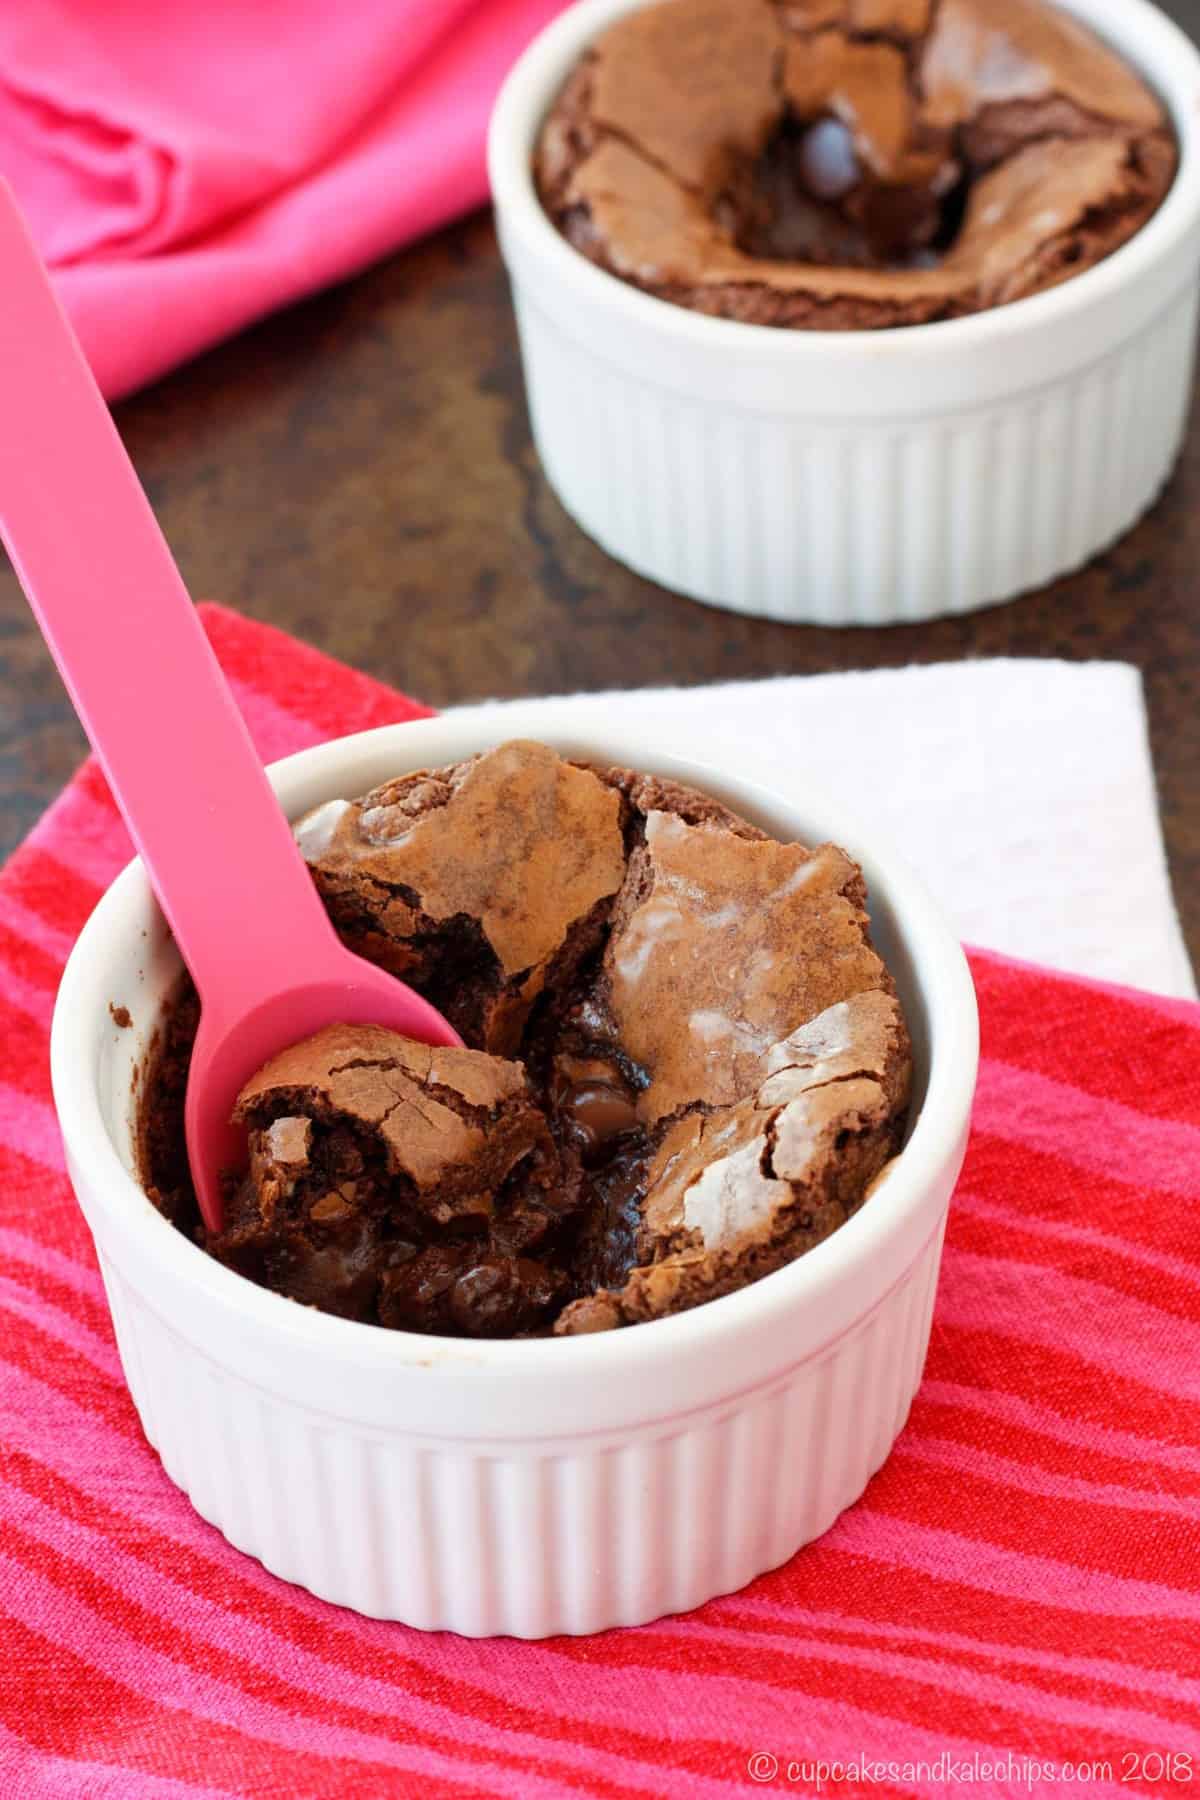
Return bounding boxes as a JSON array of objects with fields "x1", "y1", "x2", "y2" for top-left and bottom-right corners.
[{"x1": 212, "y1": 1024, "x2": 576, "y2": 1336}]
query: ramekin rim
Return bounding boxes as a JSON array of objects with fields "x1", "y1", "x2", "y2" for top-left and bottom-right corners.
[
  {"x1": 486, "y1": 0, "x2": 1200, "y2": 362},
  {"x1": 51, "y1": 714, "x2": 980, "y2": 1377}
]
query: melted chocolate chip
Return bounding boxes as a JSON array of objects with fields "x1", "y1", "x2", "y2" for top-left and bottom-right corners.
[
  {"x1": 552, "y1": 1056, "x2": 641, "y2": 1165},
  {"x1": 378, "y1": 1247, "x2": 567, "y2": 1337}
]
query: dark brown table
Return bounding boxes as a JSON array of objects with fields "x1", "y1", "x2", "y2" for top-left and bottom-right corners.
[{"x1": 3, "y1": 1, "x2": 1199, "y2": 973}]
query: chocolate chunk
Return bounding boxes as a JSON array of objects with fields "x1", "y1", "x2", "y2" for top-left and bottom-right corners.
[
  {"x1": 379, "y1": 1247, "x2": 568, "y2": 1337},
  {"x1": 552, "y1": 1055, "x2": 641, "y2": 1164}
]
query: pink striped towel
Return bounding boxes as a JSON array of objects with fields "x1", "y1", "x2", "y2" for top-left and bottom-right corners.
[{"x1": 1, "y1": 604, "x2": 1198, "y2": 1797}]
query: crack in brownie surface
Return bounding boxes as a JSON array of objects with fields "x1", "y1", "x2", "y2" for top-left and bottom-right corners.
[
  {"x1": 534, "y1": 0, "x2": 1176, "y2": 328},
  {"x1": 138, "y1": 740, "x2": 912, "y2": 1337}
]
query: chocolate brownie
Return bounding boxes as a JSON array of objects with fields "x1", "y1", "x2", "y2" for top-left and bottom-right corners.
[
  {"x1": 534, "y1": 0, "x2": 1176, "y2": 329},
  {"x1": 220, "y1": 1027, "x2": 575, "y2": 1335},
  {"x1": 138, "y1": 741, "x2": 912, "y2": 1337}
]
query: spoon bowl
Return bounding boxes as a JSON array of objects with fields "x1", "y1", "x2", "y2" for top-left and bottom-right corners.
[{"x1": 186, "y1": 949, "x2": 458, "y2": 1230}]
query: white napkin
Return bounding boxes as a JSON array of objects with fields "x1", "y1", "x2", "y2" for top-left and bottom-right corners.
[{"x1": 448, "y1": 659, "x2": 1195, "y2": 1001}]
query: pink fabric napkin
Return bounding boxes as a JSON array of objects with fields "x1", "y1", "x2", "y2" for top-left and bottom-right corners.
[{"x1": 0, "y1": 1, "x2": 569, "y2": 399}]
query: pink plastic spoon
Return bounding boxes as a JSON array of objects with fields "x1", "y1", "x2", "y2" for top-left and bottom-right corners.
[{"x1": 0, "y1": 182, "x2": 461, "y2": 1233}]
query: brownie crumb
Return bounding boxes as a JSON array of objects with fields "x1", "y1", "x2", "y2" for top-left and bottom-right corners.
[{"x1": 109, "y1": 1004, "x2": 132, "y2": 1029}]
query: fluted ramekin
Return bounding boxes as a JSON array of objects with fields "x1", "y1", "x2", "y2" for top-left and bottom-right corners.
[
  {"x1": 52, "y1": 710, "x2": 978, "y2": 1637},
  {"x1": 489, "y1": 0, "x2": 1200, "y2": 625}
]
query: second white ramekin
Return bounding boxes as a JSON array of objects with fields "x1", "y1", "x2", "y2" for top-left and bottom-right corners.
[
  {"x1": 52, "y1": 710, "x2": 978, "y2": 1636},
  {"x1": 490, "y1": 0, "x2": 1200, "y2": 626}
]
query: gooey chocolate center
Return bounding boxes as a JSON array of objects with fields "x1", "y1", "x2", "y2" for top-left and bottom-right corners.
[
  {"x1": 552, "y1": 1056, "x2": 642, "y2": 1166},
  {"x1": 721, "y1": 111, "x2": 967, "y2": 270}
]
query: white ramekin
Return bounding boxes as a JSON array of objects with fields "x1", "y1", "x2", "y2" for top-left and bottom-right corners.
[
  {"x1": 489, "y1": 0, "x2": 1200, "y2": 625},
  {"x1": 52, "y1": 709, "x2": 978, "y2": 1637}
]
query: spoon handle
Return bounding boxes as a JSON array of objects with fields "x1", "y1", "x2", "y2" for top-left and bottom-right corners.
[{"x1": 0, "y1": 182, "x2": 335, "y2": 1011}]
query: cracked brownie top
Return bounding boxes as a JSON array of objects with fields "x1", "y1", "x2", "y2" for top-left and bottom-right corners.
[
  {"x1": 534, "y1": 0, "x2": 1176, "y2": 330},
  {"x1": 138, "y1": 740, "x2": 912, "y2": 1337}
]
